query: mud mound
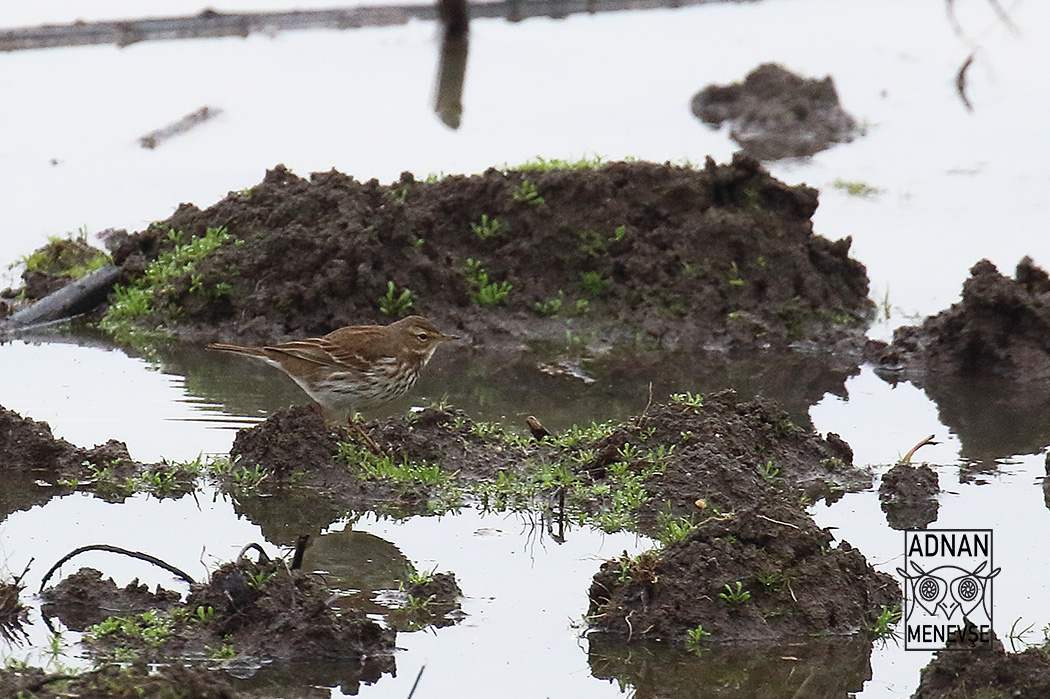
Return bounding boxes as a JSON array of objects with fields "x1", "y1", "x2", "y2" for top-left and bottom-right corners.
[
  {"x1": 879, "y1": 258, "x2": 1050, "y2": 379},
  {"x1": 182, "y1": 559, "x2": 395, "y2": 666},
  {"x1": 583, "y1": 390, "x2": 867, "y2": 525},
  {"x1": 587, "y1": 507, "x2": 899, "y2": 644},
  {"x1": 0, "y1": 405, "x2": 80, "y2": 471},
  {"x1": 913, "y1": 626, "x2": 1050, "y2": 699},
  {"x1": 54, "y1": 556, "x2": 396, "y2": 690},
  {"x1": 691, "y1": 63, "x2": 860, "y2": 160},
  {"x1": 106, "y1": 157, "x2": 871, "y2": 350},
  {"x1": 230, "y1": 404, "x2": 339, "y2": 480},
  {"x1": 879, "y1": 463, "x2": 939, "y2": 530},
  {"x1": 220, "y1": 392, "x2": 869, "y2": 535},
  {"x1": 41, "y1": 567, "x2": 181, "y2": 631},
  {"x1": 872, "y1": 258, "x2": 1050, "y2": 458}
]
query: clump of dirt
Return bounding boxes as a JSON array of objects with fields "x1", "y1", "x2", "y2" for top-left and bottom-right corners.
[
  {"x1": 913, "y1": 624, "x2": 1050, "y2": 699},
  {"x1": 229, "y1": 404, "x2": 534, "y2": 517},
  {"x1": 0, "y1": 572, "x2": 28, "y2": 644},
  {"x1": 230, "y1": 404, "x2": 340, "y2": 481},
  {"x1": 221, "y1": 391, "x2": 870, "y2": 535},
  {"x1": 41, "y1": 567, "x2": 181, "y2": 631},
  {"x1": 871, "y1": 258, "x2": 1050, "y2": 458},
  {"x1": 14, "y1": 233, "x2": 111, "y2": 301},
  {"x1": 43, "y1": 557, "x2": 396, "y2": 686},
  {"x1": 180, "y1": 558, "x2": 395, "y2": 667},
  {"x1": 587, "y1": 506, "x2": 898, "y2": 644},
  {"x1": 879, "y1": 463, "x2": 939, "y2": 530},
  {"x1": 0, "y1": 403, "x2": 196, "y2": 505},
  {"x1": 402, "y1": 571, "x2": 463, "y2": 628},
  {"x1": 102, "y1": 156, "x2": 871, "y2": 350},
  {"x1": 877, "y1": 258, "x2": 1050, "y2": 379},
  {"x1": 691, "y1": 63, "x2": 860, "y2": 160},
  {"x1": 0, "y1": 404, "x2": 81, "y2": 472},
  {"x1": 581, "y1": 390, "x2": 867, "y2": 526}
]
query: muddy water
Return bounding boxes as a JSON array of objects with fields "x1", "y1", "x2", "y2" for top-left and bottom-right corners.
[
  {"x1": 4, "y1": 335, "x2": 1050, "y2": 697},
  {"x1": 3, "y1": 0, "x2": 1050, "y2": 697}
]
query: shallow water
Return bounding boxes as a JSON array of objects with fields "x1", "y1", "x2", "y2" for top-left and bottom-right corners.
[{"x1": 2, "y1": 0, "x2": 1050, "y2": 696}]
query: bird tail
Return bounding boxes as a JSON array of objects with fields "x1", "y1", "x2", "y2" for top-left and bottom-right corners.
[{"x1": 207, "y1": 342, "x2": 270, "y2": 358}]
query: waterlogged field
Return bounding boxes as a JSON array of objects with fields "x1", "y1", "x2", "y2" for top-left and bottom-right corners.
[{"x1": 2, "y1": 0, "x2": 1050, "y2": 697}]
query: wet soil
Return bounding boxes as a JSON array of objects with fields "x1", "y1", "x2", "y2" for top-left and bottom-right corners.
[
  {"x1": 691, "y1": 63, "x2": 860, "y2": 161},
  {"x1": 912, "y1": 626, "x2": 1050, "y2": 699},
  {"x1": 225, "y1": 391, "x2": 871, "y2": 535},
  {"x1": 879, "y1": 463, "x2": 939, "y2": 530},
  {"x1": 586, "y1": 507, "x2": 898, "y2": 644},
  {"x1": 41, "y1": 557, "x2": 395, "y2": 682},
  {"x1": 870, "y1": 257, "x2": 1050, "y2": 458},
  {"x1": 0, "y1": 403, "x2": 197, "y2": 516},
  {"x1": 40, "y1": 567, "x2": 181, "y2": 631},
  {"x1": 220, "y1": 390, "x2": 893, "y2": 647},
  {"x1": 99, "y1": 156, "x2": 871, "y2": 351}
]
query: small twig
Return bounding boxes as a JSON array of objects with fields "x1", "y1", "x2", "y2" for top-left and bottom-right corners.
[
  {"x1": 38, "y1": 544, "x2": 195, "y2": 592},
  {"x1": 406, "y1": 664, "x2": 427, "y2": 699},
  {"x1": 139, "y1": 106, "x2": 222, "y2": 149},
  {"x1": 899, "y1": 434, "x2": 938, "y2": 464},
  {"x1": 755, "y1": 513, "x2": 801, "y2": 530},
  {"x1": 22, "y1": 674, "x2": 79, "y2": 693},
  {"x1": 13, "y1": 558, "x2": 33, "y2": 586},
  {"x1": 955, "y1": 51, "x2": 976, "y2": 112}
]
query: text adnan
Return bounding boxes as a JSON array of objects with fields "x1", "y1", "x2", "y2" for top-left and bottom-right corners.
[{"x1": 908, "y1": 532, "x2": 989, "y2": 557}]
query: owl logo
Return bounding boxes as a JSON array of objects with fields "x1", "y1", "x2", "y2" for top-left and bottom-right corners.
[{"x1": 897, "y1": 560, "x2": 1000, "y2": 622}]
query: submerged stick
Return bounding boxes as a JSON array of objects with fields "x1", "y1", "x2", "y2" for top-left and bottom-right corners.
[
  {"x1": 0, "y1": 0, "x2": 754, "y2": 53},
  {"x1": 140, "y1": 106, "x2": 222, "y2": 149},
  {"x1": 38, "y1": 544, "x2": 196, "y2": 592},
  {"x1": 0, "y1": 264, "x2": 122, "y2": 335}
]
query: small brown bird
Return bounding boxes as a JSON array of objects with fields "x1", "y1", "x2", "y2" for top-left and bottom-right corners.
[{"x1": 208, "y1": 315, "x2": 458, "y2": 423}]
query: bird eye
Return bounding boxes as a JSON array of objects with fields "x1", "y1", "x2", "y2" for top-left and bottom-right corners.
[{"x1": 417, "y1": 332, "x2": 429, "y2": 341}]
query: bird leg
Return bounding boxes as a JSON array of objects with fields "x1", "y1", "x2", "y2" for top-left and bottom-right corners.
[{"x1": 348, "y1": 417, "x2": 382, "y2": 453}]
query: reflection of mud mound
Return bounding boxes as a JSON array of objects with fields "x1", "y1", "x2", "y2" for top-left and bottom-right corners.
[
  {"x1": 879, "y1": 464, "x2": 939, "y2": 530},
  {"x1": 41, "y1": 567, "x2": 181, "y2": 631},
  {"x1": 587, "y1": 507, "x2": 899, "y2": 643},
  {"x1": 691, "y1": 63, "x2": 860, "y2": 160},
  {"x1": 107, "y1": 157, "x2": 871, "y2": 350},
  {"x1": 872, "y1": 258, "x2": 1050, "y2": 458},
  {"x1": 0, "y1": 664, "x2": 238, "y2": 699},
  {"x1": 589, "y1": 633, "x2": 876, "y2": 699},
  {"x1": 913, "y1": 625, "x2": 1050, "y2": 698}
]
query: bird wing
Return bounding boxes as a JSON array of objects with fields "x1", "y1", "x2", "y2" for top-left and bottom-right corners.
[
  {"x1": 264, "y1": 338, "x2": 349, "y2": 369},
  {"x1": 319, "y1": 325, "x2": 393, "y2": 370}
]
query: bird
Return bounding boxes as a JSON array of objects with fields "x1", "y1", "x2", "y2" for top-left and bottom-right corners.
[{"x1": 208, "y1": 315, "x2": 458, "y2": 443}]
